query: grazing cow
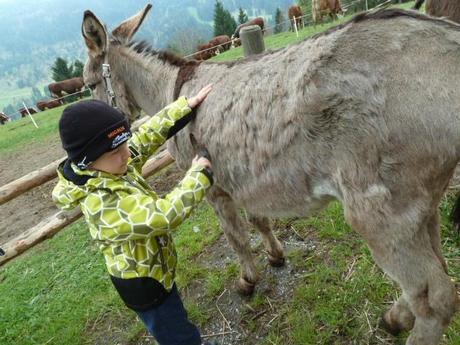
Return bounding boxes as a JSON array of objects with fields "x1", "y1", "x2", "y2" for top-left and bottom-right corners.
[
  {"x1": 195, "y1": 43, "x2": 216, "y2": 61},
  {"x1": 208, "y1": 35, "x2": 232, "y2": 52},
  {"x1": 312, "y1": 0, "x2": 345, "y2": 24},
  {"x1": 0, "y1": 112, "x2": 10, "y2": 125},
  {"x1": 232, "y1": 37, "x2": 242, "y2": 48},
  {"x1": 288, "y1": 5, "x2": 304, "y2": 30},
  {"x1": 36, "y1": 99, "x2": 64, "y2": 111},
  {"x1": 232, "y1": 17, "x2": 265, "y2": 39},
  {"x1": 413, "y1": 0, "x2": 460, "y2": 23},
  {"x1": 194, "y1": 35, "x2": 232, "y2": 60},
  {"x1": 48, "y1": 77, "x2": 85, "y2": 99},
  {"x1": 83, "y1": 6, "x2": 460, "y2": 344},
  {"x1": 18, "y1": 107, "x2": 38, "y2": 118}
]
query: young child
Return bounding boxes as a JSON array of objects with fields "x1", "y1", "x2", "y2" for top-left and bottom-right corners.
[{"x1": 52, "y1": 85, "x2": 217, "y2": 345}]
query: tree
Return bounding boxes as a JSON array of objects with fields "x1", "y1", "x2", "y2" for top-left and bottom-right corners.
[
  {"x1": 298, "y1": 0, "x2": 312, "y2": 16},
  {"x1": 274, "y1": 8, "x2": 285, "y2": 34},
  {"x1": 167, "y1": 30, "x2": 206, "y2": 56},
  {"x1": 51, "y1": 57, "x2": 73, "y2": 82},
  {"x1": 72, "y1": 60, "x2": 84, "y2": 78},
  {"x1": 238, "y1": 7, "x2": 249, "y2": 25},
  {"x1": 3, "y1": 104, "x2": 15, "y2": 117},
  {"x1": 31, "y1": 87, "x2": 43, "y2": 102},
  {"x1": 214, "y1": 0, "x2": 237, "y2": 37}
]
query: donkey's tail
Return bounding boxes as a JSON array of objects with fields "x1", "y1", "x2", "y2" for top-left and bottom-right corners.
[
  {"x1": 450, "y1": 194, "x2": 460, "y2": 235},
  {"x1": 413, "y1": 0, "x2": 425, "y2": 10}
]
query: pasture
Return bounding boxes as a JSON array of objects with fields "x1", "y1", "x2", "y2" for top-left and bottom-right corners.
[{"x1": 1, "y1": 2, "x2": 460, "y2": 345}]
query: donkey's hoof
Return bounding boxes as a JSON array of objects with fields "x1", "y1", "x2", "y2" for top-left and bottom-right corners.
[
  {"x1": 237, "y1": 278, "x2": 255, "y2": 296},
  {"x1": 378, "y1": 314, "x2": 402, "y2": 336},
  {"x1": 268, "y1": 254, "x2": 285, "y2": 267}
]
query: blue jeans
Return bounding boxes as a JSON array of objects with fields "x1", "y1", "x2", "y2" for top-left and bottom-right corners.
[{"x1": 135, "y1": 284, "x2": 202, "y2": 345}]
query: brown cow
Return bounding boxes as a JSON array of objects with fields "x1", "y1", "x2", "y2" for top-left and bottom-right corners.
[
  {"x1": 288, "y1": 5, "x2": 304, "y2": 30},
  {"x1": 36, "y1": 98, "x2": 64, "y2": 111},
  {"x1": 413, "y1": 0, "x2": 460, "y2": 23},
  {"x1": 48, "y1": 77, "x2": 85, "y2": 99},
  {"x1": 195, "y1": 43, "x2": 216, "y2": 61},
  {"x1": 194, "y1": 35, "x2": 232, "y2": 60},
  {"x1": 232, "y1": 17, "x2": 265, "y2": 39},
  {"x1": 18, "y1": 107, "x2": 38, "y2": 118},
  {"x1": 312, "y1": 0, "x2": 345, "y2": 24},
  {"x1": 208, "y1": 35, "x2": 232, "y2": 52},
  {"x1": 0, "y1": 112, "x2": 10, "y2": 125}
]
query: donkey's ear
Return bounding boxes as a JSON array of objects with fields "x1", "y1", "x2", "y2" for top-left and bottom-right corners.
[
  {"x1": 111, "y1": 4, "x2": 152, "y2": 44},
  {"x1": 82, "y1": 10, "x2": 109, "y2": 57}
]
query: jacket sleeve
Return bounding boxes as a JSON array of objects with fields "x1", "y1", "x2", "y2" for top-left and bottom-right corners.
[
  {"x1": 129, "y1": 97, "x2": 192, "y2": 173},
  {"x1": 82, "y1": 164, "x2": 212, "y2": 242}
]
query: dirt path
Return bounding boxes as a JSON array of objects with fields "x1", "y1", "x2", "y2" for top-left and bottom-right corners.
[
  {"x1": 0, "y1": 137, "x2": 64, "y2": 245},
  {"x1": 0, "y1": 138, "x2": 184, "y2": 246}
]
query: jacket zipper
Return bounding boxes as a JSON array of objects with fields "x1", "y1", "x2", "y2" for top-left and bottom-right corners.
[
  {"x1": 123, "y1": 174, "x2": 167, "y2": 273},
  {"x1": 156, "y1": 237, "x2": 168, "y2": 274},
  {"x1": 122, "y1": 175, "x2": 150, "y2": 194}
]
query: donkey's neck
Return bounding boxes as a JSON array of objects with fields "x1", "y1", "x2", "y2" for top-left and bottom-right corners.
[{"x1": 115, "y1": 47, "x2": 180, "y2": 114}]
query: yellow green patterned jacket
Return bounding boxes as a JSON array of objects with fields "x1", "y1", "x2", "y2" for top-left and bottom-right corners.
[{"x1": 52, "y1": 97, "x2": 212, "y2": 301}]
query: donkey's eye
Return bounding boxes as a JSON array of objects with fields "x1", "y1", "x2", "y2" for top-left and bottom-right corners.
[{"x1": 87, "y1": 82, "x2": 98, "y2": 90}]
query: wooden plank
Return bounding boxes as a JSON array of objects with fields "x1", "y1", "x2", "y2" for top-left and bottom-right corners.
[
  {"x1": 0, "y1": 158, "x2": 63, "y2": 206},
  {"x1": 0, "y1": 150, "x2": 175, "y2": 266}
]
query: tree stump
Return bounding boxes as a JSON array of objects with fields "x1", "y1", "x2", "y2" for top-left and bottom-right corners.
[{"x1": 240, "y1": 25, "x2": 265, "y2": 57}]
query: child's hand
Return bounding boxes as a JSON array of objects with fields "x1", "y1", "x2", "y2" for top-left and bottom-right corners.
[
  {"x1": 192, "y1": 155, "x2": 212, "y2": 169},
  {"x1": 188, "y1": 84, "x2": 213, "y2": 108}
]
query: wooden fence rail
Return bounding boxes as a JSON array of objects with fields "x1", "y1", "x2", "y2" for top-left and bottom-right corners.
[
  {"x1": 0, "y1": 150, "x2": 174, "y2": 266},
  {"x1": 0, "y1": 115, "x2": 151, "y2": 206}
]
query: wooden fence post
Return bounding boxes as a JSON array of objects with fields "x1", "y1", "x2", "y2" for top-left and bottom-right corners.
[{"x1": 240, "y1": 25, "x2": 265, "y2": 57}]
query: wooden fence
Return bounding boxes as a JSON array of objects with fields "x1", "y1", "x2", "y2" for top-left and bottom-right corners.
[{"x1": 0, "y1": 114, "x2": 175, "y2": 266}]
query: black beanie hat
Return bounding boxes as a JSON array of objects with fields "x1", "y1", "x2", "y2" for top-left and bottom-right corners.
[{"x1": 59, "y1": 100, "x2": 131, "y2": 170}]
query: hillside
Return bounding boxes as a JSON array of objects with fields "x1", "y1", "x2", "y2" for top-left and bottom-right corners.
[{"x1": 0, "y1": 0, "x2": 293, "y2": 112}]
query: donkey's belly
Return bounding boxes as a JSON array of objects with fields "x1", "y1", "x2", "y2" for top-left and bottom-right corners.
[{"x1": 228, "y1": 177, "x2": 340, "y2": 218}]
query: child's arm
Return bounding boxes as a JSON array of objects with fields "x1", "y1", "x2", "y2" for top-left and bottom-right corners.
[
  {"x1": 82, "y1": 163, "x2": 213, "y2": 241},
  {"x1": 129, "y1": 84, "x2": 213, "y2": 172},
  {"x1": 128, "y1": 96, "x2": 191, "y2": 172}
]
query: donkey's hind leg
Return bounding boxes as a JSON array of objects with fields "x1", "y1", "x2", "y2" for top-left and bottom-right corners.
[
  {"x1": 206, "y1": 187, "x2": 258, "y2": 295},
  {"x1": 346, "y1": 202, "x2": 458, "y2": 345},
  {"x1": 380, "y1": 293, "x2": 415, "y2": 336},
  {"x1": 247, "y1": 215, "x2": 285, "y2": 267},
  {"x1": 426, "y1": 210, "x2": 448, "y2": 273}
]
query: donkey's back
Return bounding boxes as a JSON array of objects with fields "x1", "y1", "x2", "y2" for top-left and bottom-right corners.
[{"x1": 173, "y1": 9, "x2": 460, "y2": 217}]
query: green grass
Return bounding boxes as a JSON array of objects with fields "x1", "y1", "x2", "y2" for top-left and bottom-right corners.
[
  {"x1": 0, "y1": 83, "x2": 48, "y2": 111},
  {"x1": 259, "y1": 196, "x2": 460, "y2": 345},
  {"x1": 0, "y1": 104, "x2": 69, "y2": 154},
  {"x1": 0, "y1": 203, "x2": 222, "y2": 345},
  {"x1": 211, "y1": 20, "x2": 346, "y2": 63},
  {"x1": 0, "y1": 220, "x2": 118, "y2": 345}
]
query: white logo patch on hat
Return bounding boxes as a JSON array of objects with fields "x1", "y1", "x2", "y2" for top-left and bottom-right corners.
[
  {"x1": 111, "y1": 132, "x2": 131, "y2": 149},
  {"x1": 77, "y1": 156, "x2": 92, "y2": 170}
]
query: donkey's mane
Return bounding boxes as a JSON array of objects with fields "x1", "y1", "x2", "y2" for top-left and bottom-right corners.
[
  {"x1": 312, "y1": 8, "x2": 460, "y2": 39},
  {"x1": 354, "y1": 7, "x2": 460, "y2": 28},
  {"x1": 124, "y1": 40, "x2": 200, "y2": 67},
  {"x1": 117, "y1": 9, "x2": 460, "y2": 72}
]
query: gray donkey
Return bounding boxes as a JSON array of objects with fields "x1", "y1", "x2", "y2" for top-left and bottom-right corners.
[{"x1": 82, "y1": 5, "x2": 460, "y2": 344}]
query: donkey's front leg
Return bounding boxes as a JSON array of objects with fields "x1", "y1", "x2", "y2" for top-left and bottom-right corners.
[
  {"x1": 206, "y1": 187, "x2": 258, "y2": 295},
  {"x1": 247, "y1": 215, "x2": 285, "y2": 267}
]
